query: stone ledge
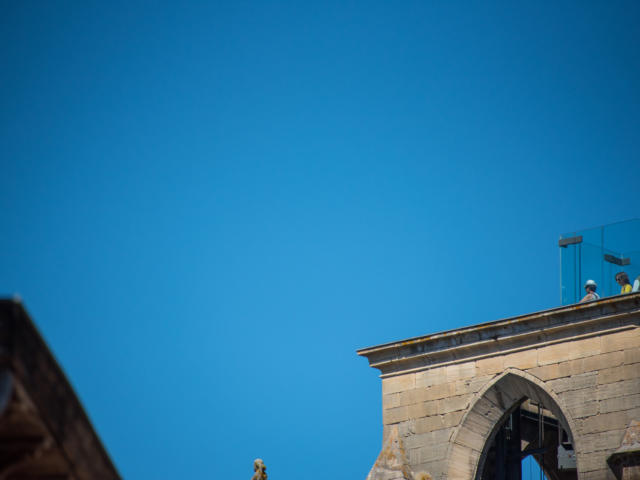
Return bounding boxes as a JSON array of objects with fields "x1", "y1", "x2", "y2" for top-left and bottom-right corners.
[{"x1": 358, "y1": 295, "x2": 640, "y2": 376}]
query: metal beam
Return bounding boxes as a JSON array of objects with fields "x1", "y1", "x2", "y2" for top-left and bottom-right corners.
[{"x1": 558, "y1": 236, "x2": 582, "y2": 247}]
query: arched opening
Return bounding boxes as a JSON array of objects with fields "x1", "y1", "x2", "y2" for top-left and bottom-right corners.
[
  {"x1": 478, "y1": 398, "x2": 576, "y2": 480},
  {"x1": 446, "y1": 369, "x2": 579, "y2": 480}
]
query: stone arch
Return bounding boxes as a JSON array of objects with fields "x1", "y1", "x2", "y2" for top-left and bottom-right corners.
[{"x1": 445, "y1": 368, "x2": 579, "y2": 479}]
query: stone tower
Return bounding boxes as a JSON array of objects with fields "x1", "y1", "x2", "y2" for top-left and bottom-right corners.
[{"x1": 358, "y1": 294, "x2": 640, "y2": 480}]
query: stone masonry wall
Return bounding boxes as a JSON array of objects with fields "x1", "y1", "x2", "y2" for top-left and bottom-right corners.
[{"x1": 378, "y1": 326, "x2": 640, "y2": 479}]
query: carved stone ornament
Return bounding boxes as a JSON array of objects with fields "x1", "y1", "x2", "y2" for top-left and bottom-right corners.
[
  {"x1": 608, "y1": 420, "x2": 640, "y2": 480},
  {"x1": 252, "y1": 458, "x2": 267, "y2": 480}
]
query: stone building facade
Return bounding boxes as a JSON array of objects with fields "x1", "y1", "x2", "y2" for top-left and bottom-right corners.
[{"x1": 358, "y1": 294, "x2": 640, "y2": 480}]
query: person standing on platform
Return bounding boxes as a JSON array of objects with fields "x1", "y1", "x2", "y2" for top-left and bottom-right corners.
[
  {"x1": 615, "y1": 272, "x2": 632, "y2": 294},
  {"x1": 580, "y1": 279, "x2": 600, "y2": 303}
]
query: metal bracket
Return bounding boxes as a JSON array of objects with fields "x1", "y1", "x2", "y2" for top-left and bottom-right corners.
[
  {"x1": 558, "y1": 236, "x2": 582, "y2": 247},
  {"x1": 604, "y1": 254, "x2": 631, "y2": 266}
]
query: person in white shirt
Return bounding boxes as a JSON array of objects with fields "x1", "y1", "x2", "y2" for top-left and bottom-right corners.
[{"x1": 580, "y1": 279, "x2": 600, "y2": 303}]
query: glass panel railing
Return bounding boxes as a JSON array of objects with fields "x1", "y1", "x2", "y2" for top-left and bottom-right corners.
[
  {"x1": 559, "y1": 219, "x2": 640, "y2": 305},
  {"x1": 560, "y1": 242, "x2": 579, "y2": 305}
]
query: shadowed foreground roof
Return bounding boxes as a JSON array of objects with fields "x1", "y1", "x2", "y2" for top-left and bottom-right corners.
[{"x1": 0, "y1": 299, "x2": 120, "y2": 480}]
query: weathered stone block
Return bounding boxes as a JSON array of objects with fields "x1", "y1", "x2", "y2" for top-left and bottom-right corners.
[
  {"x1": 538, "y1": 342, "x2": 573, "y2": 366},
  {"x1": 407, "y1": 401, "x2": 438, "y2": 420},
  {"x1": 438, "y1": 395, "x2": 470, "y2": 414},
  {"x1": 454, "y1": 424, "x2": 488, "y2": 452},
  {"x1": 538, "y1": 336, "x2": 601, "y2": 366},
  {"x1": 467, "y1": 397, "x2": 505, "y2": 425},
  {"x1": 531, "y1": 351, "x2": 626, "y2": 380},
  {"x1": 548, "y1": 371, "x2": 598, "y2": 393},
  {"x1": 397, "y1": 420, "x2": 414, "y2": 437},
  {"x1": 527, "y1": 362, "x2": 568, "y2": 381},
  {"x1": 601, "y1": 331, "x2": 640, "y2": 354},
  {"x1": 598, "y1": 364, "x2": 640, "y2": 385},
  {"x1": 415, "y1": 368, "x2": 447, "y2": 389},
  {"x1": 624, "y1": 347, "x2": 640, "y2": 365},
  {"x1": 383, "y1": 374, "x2": 416, "y2": 395},
  {"x1": 442, "y1": 410, "x2": 465, "y2": 428},
  {"x1": 412, "y1": 460, "x2": 447, "y2": 480},
  {"x1": 600, "y1": 393, "x2": 640, "y2": 414},
  {"x1": 577, "y1": 450, "x2": 609, "y2": 472},
  {"x1": 384, "y1": 406, "x2": 410, "y2": 425},
  {"x1": 503, "y1": 349, "x2": 538, "y2": 369},
  {"x1": 582, "y1": 350, "x2": 625, "y2": 372},
  {"x1": 476, "y1": 356, "x2": 503, "y2": 375},
  {"x1": 579, "y1": 429, "x2": 626, "y2": 453},
  {"x1": 404, "y1": 429, "x2": 452, "y2": 452},
  {"x1": 447, "y1": 445, "x2": 478, "y2": 479},
  {"x1": 560, "y1": 389, "x2": 599, "y2": 418},
  {"x1": 407, "y1": 443, "x2": 448, "y2": 465},
  {"x1": 577, "y1": 468, "x2": 613, "y2": 480},
  {"x1": 597, "y1": 379, "x2": 640, "y2": 401},
  {"x1": 579, "y1": 411, "x2": 629, "y2": 434},
  {"x1": 453, "y1": 375, "x2": 493, "y2": 396},
  {"x1": 383, "y1": 393, "x2": 401, "y2": 409},
  {"x1": 399, "y1": 389, "x2": 422, "y2": 407},
  {"x1": 422, "y1": 382, "x2": 454, "y2": 402},
  {"x1": 445, "y1": 362, "x2": 476, "y2": 383},
  {"x1": 413, "y1": 415, "x2": 445, "y2": 434},
  {"x1": 568, "y1": 336, "x2": 601, "y2": 360}
]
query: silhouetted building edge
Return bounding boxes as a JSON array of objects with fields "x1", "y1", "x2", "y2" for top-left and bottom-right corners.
[{"x1": 0, "y1": 298, "x2": 121, "y2": 480}]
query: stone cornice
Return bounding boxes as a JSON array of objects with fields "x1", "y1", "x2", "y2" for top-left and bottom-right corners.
[{"x1": 358, "y1": 294, "x2": 640, "y2": 376}]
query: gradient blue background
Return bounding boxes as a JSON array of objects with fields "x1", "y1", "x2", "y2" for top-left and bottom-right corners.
[{"x1": 1, "y1": 2, "x2": 639, "y2": 479}]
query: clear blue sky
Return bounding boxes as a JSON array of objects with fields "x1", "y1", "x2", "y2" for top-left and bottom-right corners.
[{"x1": 1, "y1": 2, "x2": 639, "y2": 479}]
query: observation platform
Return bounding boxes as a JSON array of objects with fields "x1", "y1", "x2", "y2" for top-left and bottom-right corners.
[{"x1": 560, "y1": 219, "x2": 640, "y2": 305}]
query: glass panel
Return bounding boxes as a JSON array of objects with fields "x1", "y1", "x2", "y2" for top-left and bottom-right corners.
[
  {"x1": 560, "y1": 243, "x2": 578, "y2": 305},
  {"x1": 560, "y1": 219, "x2": 640, "y2": 305}
]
